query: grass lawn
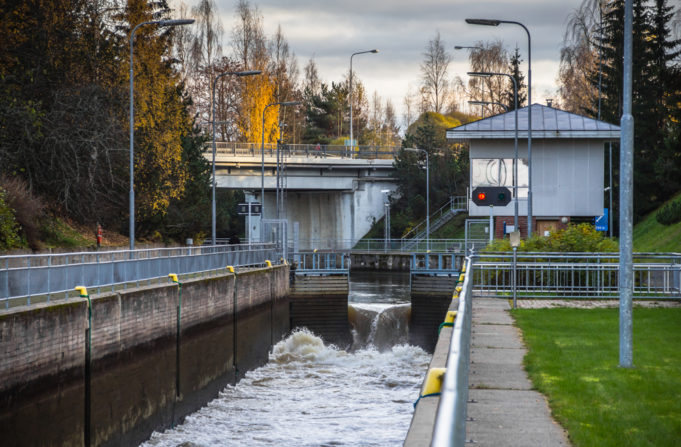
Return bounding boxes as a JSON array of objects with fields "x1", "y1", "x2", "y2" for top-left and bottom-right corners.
[
  {"x1": 633, "y1": 193, "x2": 681, "y2": 252},
  {"x1": 511, "y1": 307, "x2": 681, "y2": 447}
]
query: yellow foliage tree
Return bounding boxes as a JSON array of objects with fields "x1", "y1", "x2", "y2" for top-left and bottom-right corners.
[
  {"x1": 238, "y1": 74, "x2": 279, "y2": 144},
  {"x1": 122, "y1": 0, "x2": 190, "y2": 220}
]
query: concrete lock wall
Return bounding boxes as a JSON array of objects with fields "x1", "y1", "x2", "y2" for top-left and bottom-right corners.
[{"x1": 0, "y1": 265, "x2": 289, "y2": 447}]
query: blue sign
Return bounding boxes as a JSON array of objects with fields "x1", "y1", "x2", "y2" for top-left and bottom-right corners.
[{"x1": 595, "y1": 208, "x2": 608, "y2": 231}]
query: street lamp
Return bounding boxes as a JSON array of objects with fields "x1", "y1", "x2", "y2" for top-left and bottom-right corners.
[
  {"x1": 381, "y1": 189, "x2": 391, "y2": 252},
  {"x1": 468, "y1": 71, "x2": 518, "y2": 231},
  {"x1": 260, "y1": 101, "x2": 301, "y2": 235},
  {"x1": 403, "y1": 148, "x2": 430, "y2": 252},
  {"x1": 129, "y1": 18, "x2": 194, "y2": 251},
  {"x1": 466, "y1": 18, "x2": 533, "y2": 235},
  {"x1": 211, "y1": 70, "x2": 261, "y2": 246},
  {"x1": 349, "y1": 49, "x2": 378, "y2": 157},
  {"x1": 468, "y1": 100, "x2": 509, "y2": 113}
]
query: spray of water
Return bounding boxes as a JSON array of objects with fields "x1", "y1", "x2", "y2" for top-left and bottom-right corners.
[{"x1": 142, "y1": 329, "x2": 428, "y2": 447}]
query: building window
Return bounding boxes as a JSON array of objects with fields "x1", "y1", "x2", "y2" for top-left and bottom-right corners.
[{"x1": 471, "y1": 158, "x2": 529, "y2": 197}]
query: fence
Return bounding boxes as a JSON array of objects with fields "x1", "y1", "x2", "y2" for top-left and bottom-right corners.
[
  {"x1": 209, "y1": 142, "x2": 400, "y2": 160},
  {"x1": 473, "y1": 252, "x2": 681, "y2": 299},
  {"x1": 431, "y1": 255, "x2": 474, "y2": 446},
  {"x1": 291, "y1": 251, "x2": 349, "y2": 275},
  {"x1": 1, "y1": 244, "x2": 277, "y2": 307},
  {"x1": 293, "y1": 238, "x2": 488, "y2": 253}
]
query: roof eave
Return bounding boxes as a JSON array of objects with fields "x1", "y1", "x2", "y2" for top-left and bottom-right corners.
[{"x1": 446, "y1": 130, "x2": 621, "y2": 140}]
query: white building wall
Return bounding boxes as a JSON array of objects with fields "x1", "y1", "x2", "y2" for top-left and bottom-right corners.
[{"x1": 469, "y1": 139, "x2": 604, "y2": 217}]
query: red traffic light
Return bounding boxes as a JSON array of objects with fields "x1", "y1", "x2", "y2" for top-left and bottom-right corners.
[{"x1": 472, "y1": 186, "x2": 512, "y2": 206}]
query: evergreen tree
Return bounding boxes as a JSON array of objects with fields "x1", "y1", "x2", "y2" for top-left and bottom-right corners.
[
  {"x1": 592, "y1": 0, "x2": 681, "y2": 220},
  {"x1": 504, "y1": 47, "x2": 527, "y2": 111}
]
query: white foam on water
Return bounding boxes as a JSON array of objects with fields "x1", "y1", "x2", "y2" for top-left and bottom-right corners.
[{"x1": 141, "y1": 329, "x2": 429, "y2": 447}]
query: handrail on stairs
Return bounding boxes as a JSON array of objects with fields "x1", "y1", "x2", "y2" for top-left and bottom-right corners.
[{"x1": 400, "y1": 196, "x2": 468, "y2": 242}]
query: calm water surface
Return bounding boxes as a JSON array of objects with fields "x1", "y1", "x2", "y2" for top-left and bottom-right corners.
[{"x1": 141, "y1": 272, "x2": 426, "y2": 447}]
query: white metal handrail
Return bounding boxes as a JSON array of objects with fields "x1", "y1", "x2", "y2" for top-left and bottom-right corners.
[
  {"x1": 431, "y1": 255, "x2": 475, "y2": 446},
  {"x1": 1, "y1": 244, "x2": 277, "y2": 305}
]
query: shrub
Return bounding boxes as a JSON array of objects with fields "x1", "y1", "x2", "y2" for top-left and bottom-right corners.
[
  {"x1": 655, "y1": 197, "x2": 681, "y2": 225},
  {"x1": 484, "y1": 223, "x2": 618, "y2": 253},
  {"x1": 0, "y1": 189, "x2": 21, "y2": 250},
  {"x1": 1, "y1": 175, "x2": 45, "y2": 250}
]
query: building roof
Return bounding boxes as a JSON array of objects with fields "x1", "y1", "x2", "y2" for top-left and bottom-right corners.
[{"x1": 446, "y1": 103, "x2": 620, "y2": 140}]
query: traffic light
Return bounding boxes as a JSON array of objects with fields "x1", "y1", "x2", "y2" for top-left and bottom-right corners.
[{"x1": 472, "y1": 186, "x2": 512, "y2": 206}]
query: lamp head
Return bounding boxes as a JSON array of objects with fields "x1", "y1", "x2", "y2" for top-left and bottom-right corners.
[
  {"x1": 468, "y1": 71, "x2": 493, "y2": 78},
  {"x1": 280, "y1": 101, "x2": 301, "y2": 107},
  {"x1": 465, "y1": 18, "x2": 501, "y2": 26},
  {"x1": 237, "y1": 70, "x2": 262, "y2": 77},
  {"x1": 370, "y1": 49, "x2": 379, "y2": 53},
  {"x1": 158, "y1": 19, "x2": 195, "y2": 27}
]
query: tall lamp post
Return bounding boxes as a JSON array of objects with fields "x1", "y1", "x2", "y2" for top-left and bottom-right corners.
[
  {"x1": 129, "y1": 18, "x2": 194, "y2": 251},
  {"x1": 404, "y1": 148, "x2": 430, "y2": 252},
  {"x1": 260, "y1": 101, "x2": 300, "y2": 236},
  {"x1": 468, "y1": 71, "x2": 519, "y2": 231},
  {"x1": 211, "y1": 69, "x2": 261, "y2": 246},
  {"x1": 349, "y1": 49, "x2": 378, "y2": 157},
  {"x1": 466, "y1": 18, "x2": 532, "y2": 235}
]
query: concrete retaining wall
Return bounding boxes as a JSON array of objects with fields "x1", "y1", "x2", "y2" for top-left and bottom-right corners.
[{"x1": 0, "y1": 265, "x2": 289, "y2": 447}]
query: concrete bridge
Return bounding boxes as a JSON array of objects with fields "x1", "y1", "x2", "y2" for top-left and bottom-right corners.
[{"x1": 208, "y1": 142, "x2": 400, "y2": 249}]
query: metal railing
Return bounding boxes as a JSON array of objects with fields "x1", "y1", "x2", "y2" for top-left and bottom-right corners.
[
  {"x1": 1, "y1": 244, "x2": 277, "y2": 306},
  {"x1": 355, "y1": 238, "x2": 488, "y2": 253},
  {"x1": 208, "y1": 142, "x2": 400, "y2": 160},
  {"x1": 473, "y1": 252, "x2": 681, "y2": 299},
  {"x1": 410, "y1": 253, "x2": 461, "y2": 275},
  {"x1": 401, "y1": 196, "x2": 468, "y2": 243},
  {"x1": 431, "y1": 255, "x2": 474, "y2": 446},
  {"x1": 291, "y1": 251, "x2": 349, "y2": 275}
]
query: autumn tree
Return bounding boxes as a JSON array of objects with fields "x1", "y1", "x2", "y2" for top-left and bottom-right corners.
[
  {"x1": 421, "y1": 32, "x2": 452, "y2": 113},
  {"x1": 467, "y1": 40, "x2": 509, "y2": 114},
  {"x1": 558, "y1": 0, "x2": 602, "y2": 114},
  {"x1": 231, "y1": 0, "x2": 278, "y2": 143},
  {"x1": 0, "y1": 0, "x2": 128, "y2": 226},
  {"x1": 117, "y1": 0, "x2": 194, "y2": 231}
]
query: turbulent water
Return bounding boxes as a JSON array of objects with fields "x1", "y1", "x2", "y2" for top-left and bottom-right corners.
[{"x1": 141, "y1": 272, "x2": 426, "y2": 447}]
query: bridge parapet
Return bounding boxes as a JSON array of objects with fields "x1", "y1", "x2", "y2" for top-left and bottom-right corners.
[{"x1": 207, "y1": 142, "x2": 400, "y2": 160}]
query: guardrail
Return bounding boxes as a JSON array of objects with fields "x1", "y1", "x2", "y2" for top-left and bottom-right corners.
[
  {"x1": 208, "y1": 142, "x2": 400, "y2": 160},
  {"x1": 410, "y1": 253, "x2": 461, "y2": 275},
  {"x1": 473, "y1": 252, "x2": 681, "y2": 299},
  {"x1": 1, "y1": 244, "x2": 277, "y2": 307},
  {"x1": 291, "y1": 251, "x2": 349, "y2": 275},
  {"x1": 431, "y1": 255, "x2": 474, "y2": 446},
  {"x1": 293, "y1": 238, "x2": 489, "y2": 253}
]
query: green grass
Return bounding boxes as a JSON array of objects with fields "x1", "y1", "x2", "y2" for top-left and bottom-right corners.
[
  {"x1": 634, "y1": 193, "x2": 681, "y2": 252},
  {"x1": 512, "y1": 307, "x2": 681, "y2": 447},
  {"x1": 39, "y1": 216, "x2": 91, "y2": 248},
  {"x1": 430, "y1": 212, "x2": 468, "y2": 239}
]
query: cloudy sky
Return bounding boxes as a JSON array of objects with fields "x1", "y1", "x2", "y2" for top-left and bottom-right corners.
[{"x1": 173, "y1": 0, "x2": 610, "y2": 124}]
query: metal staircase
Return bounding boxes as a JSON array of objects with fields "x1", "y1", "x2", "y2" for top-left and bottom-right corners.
[{"x1": 400, "y1": 196, "x2": 467, "y2": 250}]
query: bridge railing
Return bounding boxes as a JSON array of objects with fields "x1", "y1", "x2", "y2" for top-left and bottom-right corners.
[
  {"x1": 291, "y1": 251, "x2": 349, "y2": 275},
  {"x1": 293, "y1": 238, "x2": 488, "y2": 253},
  {"x1": 431, "y1": 254, "x2": 474, "y2": 446},
  {"x1": 208, "y1": 142, "x2": 400, "y2": 160},
  {"x1": 1, "y1": 244, "x2": 277, "y2": 307},
  {"x1": 473, "y1": 252, "x2": 681, "y2": 299}
]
